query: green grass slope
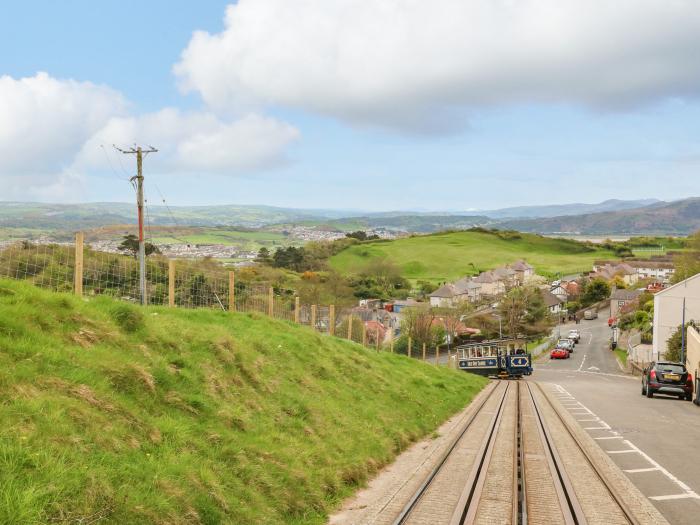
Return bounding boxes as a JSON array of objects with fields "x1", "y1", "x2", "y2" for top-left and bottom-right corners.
[
  {"x1": 329, "y1": 230, "x2": 614, "y2": 283},
  {"x1": 0, "y1": 279, "x2": 486, "y2": 525}
]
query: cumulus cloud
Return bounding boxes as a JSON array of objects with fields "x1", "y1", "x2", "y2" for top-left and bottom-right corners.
[
  {"x1": 75, "y1": 109, "x2": 300, "y2": 174},
  {"x1": 0, "y1": 72, "x2": 299, "y2": 200},
  {"x1": 174, "y1": 0, "x2": 700, "y2": 131},
  {"x1": 0, "y1": 72, "x2": 127, "y2": 177}
]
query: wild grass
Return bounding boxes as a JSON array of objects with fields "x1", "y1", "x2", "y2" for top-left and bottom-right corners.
[{"x1": 0, "y1": 279, "x2": 486, "y2": 524}]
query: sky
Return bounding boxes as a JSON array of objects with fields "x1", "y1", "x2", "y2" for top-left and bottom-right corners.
[{"x1": 2, "y1": 0, "x2": 700, "y2": 211}]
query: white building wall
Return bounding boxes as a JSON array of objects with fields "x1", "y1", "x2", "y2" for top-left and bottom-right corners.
[{"x1": 652, "y1": 274, "x2": 700, "y2": 359}]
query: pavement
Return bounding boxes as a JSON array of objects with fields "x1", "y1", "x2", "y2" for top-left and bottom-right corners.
[{"x1": 535, "y1": 316, "x2": 700, "y2": 525}]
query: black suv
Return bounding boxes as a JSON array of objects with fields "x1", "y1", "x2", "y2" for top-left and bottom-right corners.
[{"x1": 642, "y1": 361, "x2": 694, "y2": 401}]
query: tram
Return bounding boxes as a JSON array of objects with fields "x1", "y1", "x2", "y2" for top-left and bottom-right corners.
[{"x1": 456, "y1": 338, "x2": 533, "y2": 379}]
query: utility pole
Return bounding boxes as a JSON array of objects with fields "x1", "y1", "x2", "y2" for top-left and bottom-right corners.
[
  {"x1": 681, "y1": 297, "x2": 686, "y2": 365},
  {"x1": 115, "y1": 145, "x2": 158, "y2": 305}
]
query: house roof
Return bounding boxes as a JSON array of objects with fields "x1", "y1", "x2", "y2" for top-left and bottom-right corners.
[
  {"x1": 610, "y1": 288, "x2": 642, "y2": 301},
  {"x1": 493, "y1": 267, "x2": 515, "y2": 278},
  {"x1": 541, "y1": 289, "x2": 564, "y2": 308},
  {"x1": 510, "y1": 260, "x2": 534, "y2": 271},
  {"x1": 473, "y1": 270, "x2": 498, "y2": 283},
  {"x1": 654, "y1": 272, "x2": 700, "y2": 297},
  {"x1": 431, "y1": 284, "x2": 456, "y2": 298}
]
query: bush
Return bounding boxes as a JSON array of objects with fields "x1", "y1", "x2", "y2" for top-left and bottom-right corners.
[{"x1": 110, "y1": 304, "x2": 145, "y2": 333}]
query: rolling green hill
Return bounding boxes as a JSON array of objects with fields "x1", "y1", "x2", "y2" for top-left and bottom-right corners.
[
  {"x1": 329, "y1": 230, "x2": 615, "y2": 282},
  {"x1": 0, "y1": 280, "x2": 486, "y2": 524}
]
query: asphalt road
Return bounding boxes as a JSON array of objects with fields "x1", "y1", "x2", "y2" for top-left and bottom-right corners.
[{"x1": 534, "y1": 317, "x2": 700, "y2": 525}]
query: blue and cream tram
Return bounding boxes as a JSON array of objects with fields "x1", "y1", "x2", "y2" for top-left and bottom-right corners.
[{"x1": 456, "y1": 338, "x2": 533, "y2": 379}]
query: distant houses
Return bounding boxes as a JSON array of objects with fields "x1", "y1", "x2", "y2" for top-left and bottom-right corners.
[
  {"x1": 592, "y1": 258, "x2": 675, "y2": 285},
  {"x1": 429, "y1": 260, "x2": 536, "y2": 307}
]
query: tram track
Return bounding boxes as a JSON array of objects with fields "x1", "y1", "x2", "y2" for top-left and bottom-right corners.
[{"x1": 391, "y1": 380, "x2": 644, "y2": 525}]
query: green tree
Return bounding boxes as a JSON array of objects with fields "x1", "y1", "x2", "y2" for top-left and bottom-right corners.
[
  {"x1": 498, "y1": 286, "x2": 552, "y2": 339},
  {"x1": 581, "y1": 278, "x2": 611, "y2": 306},
  {"x1": 117, "y1": 234, "x2": 160, "y2": 259},
  {"x1": 665, "y1": 320, "x2": 698, "y2": 362},
  {"x1": 255, "y1": 247, "x2": 272, "y2": 265}
]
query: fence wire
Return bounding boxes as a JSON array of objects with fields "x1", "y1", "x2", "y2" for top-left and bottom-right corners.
[{"x1": 0, "y1": 237, "x2": 453, "y2": 366}]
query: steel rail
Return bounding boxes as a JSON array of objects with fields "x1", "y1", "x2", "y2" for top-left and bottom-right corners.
[
  {"x1": 450, "y1": 382, "x2": 512, "y2": 525},
  {"x1": 391, "y1": 382, "x2": 506, "y2": 525},
  {"x1": 531, "y1": 381, "x2": 641, "y2": 525},
  {"x1": 525, "y1": 382, "x2": 586, "y2": 525}
]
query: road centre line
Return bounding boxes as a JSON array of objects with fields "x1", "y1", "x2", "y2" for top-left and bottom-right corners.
[
  {"x1": 607, "y1": 449, "x2": 638, "y2": 454},
  {"x1": 625, "y1": 467, "x2": 660, "y2": 473}
]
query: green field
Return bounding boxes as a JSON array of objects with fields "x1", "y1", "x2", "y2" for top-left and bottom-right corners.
[
  {"x1": 149, "y1": 229, "x2": 292, "y2": 249},
  {"x1": 0, "y1": 279, "x2": 486, "y2": 524},
  {"x1": 329, "y1": 230, "x2": 616, "y2": 282}
]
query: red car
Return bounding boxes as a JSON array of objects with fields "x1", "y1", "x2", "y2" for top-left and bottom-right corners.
[{"x1": 550, "y1": 348, "x2": 569, "y2": 359}]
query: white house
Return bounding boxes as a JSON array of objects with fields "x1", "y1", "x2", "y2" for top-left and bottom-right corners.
[
  {"x1": 652, "y1": 273, "x2": 700, "y2": 359},
  {"x1": 541, "y1": 289, "x2": 565, "y2": 315},
  {"x1": 628, "y1": 260, "x2": 675, "y2": 283},
  {"x1": 550, "y1": 284, "x2": 569, "y2": 302}
]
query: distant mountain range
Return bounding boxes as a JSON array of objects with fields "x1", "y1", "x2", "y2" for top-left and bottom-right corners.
[
  {"x1": 498, "y1": 198, "x2": 700, "y2": 235},
  {"x1": 0, "y1": 197, "x2": 697, "y2": 236},
  {"x1": 477, "y1": 198, "x2": 661, "y2": 219}
]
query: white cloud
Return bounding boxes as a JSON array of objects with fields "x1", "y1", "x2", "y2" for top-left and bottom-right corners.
[
  {"x1": 0, "y1": 72, "x2": 299, "y2": 200},
  {"x1": 174, "y1": 0, "x2": 700, "y2": 131},
  {"x1": 75, "y1": 109, "x2": 299, "y2": 174},
  {"x1": 0, "y1": 72, "x2": 126, "y2": 177}
]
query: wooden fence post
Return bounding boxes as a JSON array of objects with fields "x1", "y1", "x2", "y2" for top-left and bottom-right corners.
[
  {"x1": 329, "y1": 305, "x2": 335, "y2": 336},
  {"x1": 311, "y1": 304, "x2": 317, "y2": 331},
  {"x1": 436, "y1": 346, "x2": 440, "y2": 366},
  {"x1": 228, "y1": 271, "x2": 235, "y2": 312},
  {"x1": 294, "y1": 297, "x2": 300, "y2": 323},
  {"x1": 422, "y1": 343, "x2": 426, "y2": 362},
  {"x1": 74, "y1": 232, "x2": 84, "y2": 297},
  {"x1": 168, "y1": 260, "x2": 175, "y2": 307},
  {"x1": 390, "y1": 330, "x2": 394, "y2": 353},
  {"x1": 376, "y1": 324, "x2": 380, "y2": 352},
  {"x1": 362, "y1": 322, "x2": 367, "y2": 346},
  {"x1": 408, "y1": 337, "x2": 412, "y2": 358},
  {"x1": 347, "y1": 315, "x2": 353, "y2": 341},
  {"x1": 268, "y1": 287, "x2": 274, "y2": 317}
]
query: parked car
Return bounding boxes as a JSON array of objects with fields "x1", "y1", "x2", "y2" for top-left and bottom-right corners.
[
  {"x1": 557, "y1": 339, "x2": 574, "y2": 352},
  {"x1": 584, "y1": 309, "x2": 598, "y2": 320},
  {"x1": 568, "y1": 329, "x2": 581, "y2": 343},
  {"x1": 642, "y1": 361, "x2": 694, "y2": 401},
  {"x1": 550, "y1": 347, "x2": 570, "y2": 359}
]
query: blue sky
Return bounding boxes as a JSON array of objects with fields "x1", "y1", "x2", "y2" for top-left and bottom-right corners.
[{"x1": 1, "y1": 1, "x2": 700, "y2": 211}]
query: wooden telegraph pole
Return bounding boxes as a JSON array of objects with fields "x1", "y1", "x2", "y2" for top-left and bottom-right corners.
[{"x1": 116, "y1": 145, "x2": 158, "y2": 305}]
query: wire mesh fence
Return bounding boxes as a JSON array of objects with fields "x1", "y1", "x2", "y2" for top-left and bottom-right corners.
[{"x1": 0, "y1": 234, "x2": 455, "y2": 366}]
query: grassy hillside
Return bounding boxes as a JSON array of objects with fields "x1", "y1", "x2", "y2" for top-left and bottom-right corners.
[
  {"x1": 329, "y1": 230, "x2": 615, "y2": 282},
  {"x1": 0, "y1": 280, "x2": 486, "y2": 524}
]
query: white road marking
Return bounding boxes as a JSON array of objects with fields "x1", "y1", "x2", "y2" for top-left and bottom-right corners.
[
  {"x1": 577, "y1": 354, "x2": 587, "y2": 371},
  {"x1": 549, "y1": 384, "x2": 700, "y2": 503},
  {"x1": 577, "y1": 418, "x2": 599, "y2": 422},
  {"x1": 625, "y1": 467, "x2": 660, "y2": 473},
  {"x1": 649, "y1": 494, "x2": 700, "y2": 501}
]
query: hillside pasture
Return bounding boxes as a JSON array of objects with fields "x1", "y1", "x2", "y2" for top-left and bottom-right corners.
[{"x1": 329, "y1": 230, "x2": 616, "y2": 282}]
